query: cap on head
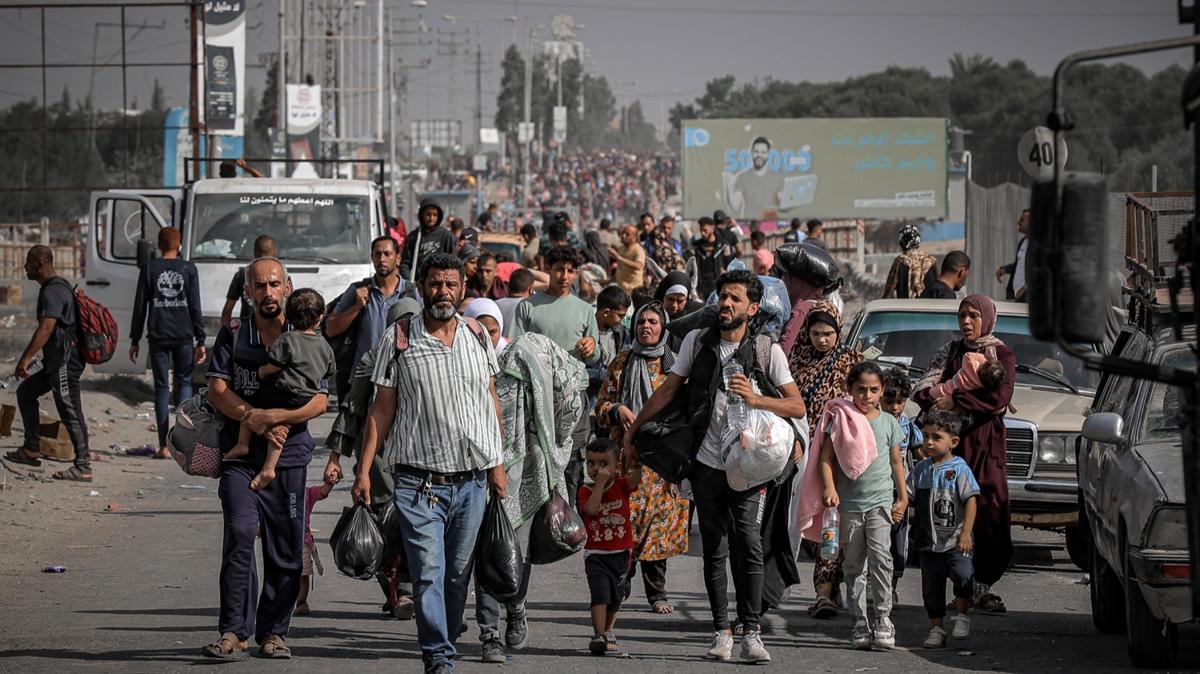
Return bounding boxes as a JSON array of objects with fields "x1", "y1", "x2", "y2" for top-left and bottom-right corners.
[{"x1": 713, "y1": 210, "x2": 729, "y2": 225}]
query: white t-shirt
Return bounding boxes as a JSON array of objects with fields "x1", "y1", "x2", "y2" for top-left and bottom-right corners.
[{"x1": 671, "y1": 329, "x2": 795, "y2": 470}]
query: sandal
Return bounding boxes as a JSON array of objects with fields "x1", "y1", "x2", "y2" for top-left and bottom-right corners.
[
  {"x1": 808, "y1": 596, "x2": 838, "y2": 620},
  {"x1": 201, "y1": 632, "x2": 247, "y2": 659},
  {"x1": 52, "y1": 465, "x2": 92, "y2": 482},
  {"x1": 651, "y1": 600, "x2": 674, "y2": 614},
  {"x1": 588, "y1": 635, "x2": 607, "y2": 656},
  {"x1": 4, "y1": 448, "x2": 42, "y2": 467},
  {"x1": 154, "y1": 447, "x2": 172, "y2": 460},
  {"x1": 975, "y1": 593, "x2": 1007, "y2": 615},
  {"x1": 294, "y1": 602, "x2": 310, "y2": 617},
  {"x1": 258, "y1": 634, "x2": 292, "y2": 659},
  {"x1": 604, "y1": 631, "x2": 621, "y2": 654}
]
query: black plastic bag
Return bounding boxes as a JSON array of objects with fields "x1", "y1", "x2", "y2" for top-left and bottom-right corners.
[
  {"x1": 773, "y1": 242, "x2": 842, "y2": 291},
  {"x1": 473, "y1": 496, "x2": 523, "y2": 601},
  {"x1": 528, "y1": 492, "x2": 586, "y2": 565},
  {"x1": 329, "y1": 499, "x2": 385, "y2": 580},
  {"x1": 371, "y1": 499, "x2": 406, "y2": 560}
]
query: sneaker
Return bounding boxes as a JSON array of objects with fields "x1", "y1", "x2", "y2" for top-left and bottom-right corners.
[
  {"x1": 505, "y1": 610, "x2": 528, "y2": 651},
  {"x1": 425, "y1": 663, "x2": 451, "y2": 674},
  {"x1": 874, "y1": 616, "x2": 896, "y2": 649},
  {"x1": 481, "y1": 637, "x2": 506, "y2": 663},
  {"x1": 951, "y1": 613, "x2": 971, "y2": 639},
  {"x1": 851, "y1": 621, "x2": 872, "y2": 650},
  {"x1": 923, "y1": 625, "x2": 946, "y2": 649},
  {"x1": 732, "y1": 623, "x2": 744, "y2": 637},
  {"x1": 706, "y1": 631, "x2": 735, "y2": 660},
  {"x1": 740, "y1": 630, "x2": 771, "y2": 663}
]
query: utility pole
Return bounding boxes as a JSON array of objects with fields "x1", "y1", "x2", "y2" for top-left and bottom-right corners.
[
  {"x1": 189, "y1": 1, "x2": 201, "y2": 180},
  {"x1": 522, "y1": 21, "x2": 533, "y2": 210},
  {"x1": 475, "y1": 27, "x2": 483, "y2": 149},
  {"x1": 387, "y1": 6, "x2": 397, "y2": 214}
]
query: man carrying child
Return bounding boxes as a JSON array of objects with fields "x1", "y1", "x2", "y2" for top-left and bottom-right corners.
[{"x1": 202, "y1": 258, "x2": 331, "y2": 661}]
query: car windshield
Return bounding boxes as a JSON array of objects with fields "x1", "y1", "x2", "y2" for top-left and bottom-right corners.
[
  {"x1": 1142, "y1": 348, "x2": 1196, "y2": 443},
  {"x1": 851, "y1": 310, "x2": 1100, "y2": 392},
  {"x1": 189, "y1": 193, "x2": 371, "y2": 264}
]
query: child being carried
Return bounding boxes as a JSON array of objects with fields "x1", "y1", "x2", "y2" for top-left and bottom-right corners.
[
  {"x1": 224, "y1": 288, "x2": 335, "y2": 491},
  {"x1": 928, "y1": 352, "x2": 1007, "y2": 410}
]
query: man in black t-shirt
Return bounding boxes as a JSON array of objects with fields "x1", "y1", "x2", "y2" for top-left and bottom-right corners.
[
  {"x1": 713, "y1": 210, "x2": 743, "y2": 258},
  {"x1": 920, "y1": 251, "x2": 972, "y2": 300},
  {"x1": 8, "y1": 246, "x2": 91, "y2": 481}
]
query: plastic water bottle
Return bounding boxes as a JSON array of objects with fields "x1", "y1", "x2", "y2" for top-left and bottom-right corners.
[
  {"x1": 1, "y1": 358, "x2": 41, "y2": 389},
  {"x1": 820, "y1": 507, "x2": 840, "y2": 558},
  {"x1": 723, "y1": 361, "x2": 747, "y2": 429}
]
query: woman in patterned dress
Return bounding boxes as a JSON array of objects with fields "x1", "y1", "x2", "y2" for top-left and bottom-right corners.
[
  {"x1": 788, "y1": 299, "x2": 863, "y2": 619},
  {"x1": 594, "y1": 301, "x2": 690, "y2": 614}
]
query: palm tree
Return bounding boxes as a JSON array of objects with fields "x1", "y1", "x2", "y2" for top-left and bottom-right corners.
[{"x1": 949, "y1": 53, "x2": 997, "y2": 80}]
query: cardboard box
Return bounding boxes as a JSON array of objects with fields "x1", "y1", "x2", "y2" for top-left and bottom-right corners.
[{"x1": 37, "y1": 415, "x2": 74, "y2": 461}]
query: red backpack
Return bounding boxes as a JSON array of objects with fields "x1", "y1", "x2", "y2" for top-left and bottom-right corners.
[{"x1": 73, "y1": 286, "x2": 119, "y2": 364}]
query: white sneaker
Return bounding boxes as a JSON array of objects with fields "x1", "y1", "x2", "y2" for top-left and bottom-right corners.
[
  {"x1": 740, "y1": 630, "x2": 771, "y2": 663},
  {"x1": 951, "y1": 613, "x2": 971, "y2": 639},
  {"x1": 923, "y1": 625, "x2": 946, "y2": 649},
  {"x1": 851, "y1": 621, "x2": 872, "y2": 650},
  {"x1": 873, "y1": 616, "x2": 896, "y2": 649},
  {"x1": 706, "y1": 631, "x2": 734, "y2": 660}
]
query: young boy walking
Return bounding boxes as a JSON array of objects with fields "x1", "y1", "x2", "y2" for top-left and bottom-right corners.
[
  {"x1": 578, "y1": 438, "x2": 642, "y2": 656},
  {"x1": 820, "y1": 361, "x2": 908, "y2": 650},
  {"x1": 907, "y1": 410, "x2": 979, "y2": 648},
  {"x1": 881, "y1": 368, "x2": 923, "y2": 594}
]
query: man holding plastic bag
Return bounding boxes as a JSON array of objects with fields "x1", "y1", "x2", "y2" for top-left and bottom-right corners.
[
  {"x1": 352, "y1": 253, "x2": 507, "y2": 674},
  {"x1": 623, "y1": 270, "x2": 807, "y2": 665}
]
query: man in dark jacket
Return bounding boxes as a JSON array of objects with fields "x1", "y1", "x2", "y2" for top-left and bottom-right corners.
[
  {"x1": 690, "y1": 217, "x2": 733, "y2": 301},
  {"x1": 130, "y1": 227, "x2": 207, "y2": 458},
  {"x1": 399, "y1": 198, "x2": 456, "y2": 280}
]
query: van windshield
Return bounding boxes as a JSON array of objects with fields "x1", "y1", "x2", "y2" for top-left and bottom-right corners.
[{"x1": 189, "y1": 193, "x2": 371, "y2": 264}]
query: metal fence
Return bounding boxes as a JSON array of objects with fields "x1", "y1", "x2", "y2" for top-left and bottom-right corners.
[{"x1": 0, "y1": 223, "x2": 85, "y2": 279}]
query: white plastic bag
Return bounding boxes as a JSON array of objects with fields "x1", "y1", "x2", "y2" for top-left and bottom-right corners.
[{"x1": 726, "y1": 409, "x2": 792, "y2": 491}]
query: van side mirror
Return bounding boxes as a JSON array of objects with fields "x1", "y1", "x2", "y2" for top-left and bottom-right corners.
[
  {"x1": 1082, "y1": 412, "x2": 1126, "y2": 447},
  {"x1": 136, "y1": 239, "x2": 156, "y2": 270},
  {"x1": 1027, "y1": 172, "x2": 1111, "y2": 343}
]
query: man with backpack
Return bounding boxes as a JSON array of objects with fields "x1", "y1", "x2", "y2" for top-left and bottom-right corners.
[
  {"x1": 8, "y1": 245, "x2": 92, "y2": 481},
  {"x1": 622, "y1": 270, "x2": 806, "y2": 664},
  {"x1": 129, "y1": 227, "x2": 207, "y2": 459},
  {"x1": 325, "y1": 235, "x2": 406, "y2": 399}
]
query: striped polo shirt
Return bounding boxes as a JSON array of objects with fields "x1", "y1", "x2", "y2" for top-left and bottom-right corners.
[{"x1": 371, "y1": 313, "x2": 503, "y2": 473}]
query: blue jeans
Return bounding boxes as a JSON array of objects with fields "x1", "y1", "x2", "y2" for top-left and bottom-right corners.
[
  {"x1": 393, "y1": 469, "x2": 487, "y2": 671},
  {"x1": 149, "y1": 341, "x2": 194, "y2": 447}
]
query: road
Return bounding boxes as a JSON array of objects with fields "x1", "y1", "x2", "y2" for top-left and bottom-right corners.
[{"x1": 1, "y1": 411, "x2": 1198, "y2": 674}]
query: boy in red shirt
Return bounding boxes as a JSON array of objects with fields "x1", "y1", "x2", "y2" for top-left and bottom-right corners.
[{"x1": 578, "y1": 438, "x2": 642, "y2": 656}]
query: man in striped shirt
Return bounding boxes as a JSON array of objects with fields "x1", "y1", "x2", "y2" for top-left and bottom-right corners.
[{"x1": 352, "y1": 252, "x2": 506, "y2": 674}]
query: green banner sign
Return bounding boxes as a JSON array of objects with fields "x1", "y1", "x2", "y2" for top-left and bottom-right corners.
[{"x1": 681, "y1": 118, "x2": 948, "y2": 221}]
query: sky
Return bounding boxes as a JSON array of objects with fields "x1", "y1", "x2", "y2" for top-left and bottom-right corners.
[{"x1": 0, "y1": 0, "x2": 1193, "y2": 137}]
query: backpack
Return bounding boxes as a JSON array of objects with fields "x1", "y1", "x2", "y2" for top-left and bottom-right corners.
[
  {"x1": 72, "y1": 284, "x2": 118, "y2": 364},
  {"x1": 393, "y1": 314, "x2": 489, "y2": 353},
  {"x1": 324, "y1": 278, "x2": 372, "y2": 399}
]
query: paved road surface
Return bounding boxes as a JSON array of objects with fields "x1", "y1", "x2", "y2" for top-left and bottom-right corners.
[{"x1": 1, "y1": 416, "x2": 1196, "y2": 673}]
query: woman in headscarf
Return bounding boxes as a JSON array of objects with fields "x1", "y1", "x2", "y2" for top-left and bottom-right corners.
[
  {"x1": 582, "y1": 229, "x2": 612, "y2": 270},
  {"x1": 883, "y1": 223, "x2": 937, "y2": 299},
  {"x1": 787, "y1": 299, "x2": 863, "y2": 619},
  {"x1": 464, "y1": 297, "x2": 510, "y2": 355},
  {"x1": 594, "y1": 302, "x2": 689, "y2": 614},
  {"x1": 913, "y1": 294, "x2": 1016, "y2": 614}
]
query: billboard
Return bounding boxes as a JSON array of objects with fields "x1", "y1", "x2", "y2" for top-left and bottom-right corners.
[
  {"x1": 286, "y1": 84, "x2": 322, "y2": 178},
  {"x1": 681, "y1": 118, "x2": 948, "y2": 220}
]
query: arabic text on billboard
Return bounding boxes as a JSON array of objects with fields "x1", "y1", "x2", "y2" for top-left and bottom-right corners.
[{"x1": 681, "y1": 118, "x2": 948, "y2": 220}]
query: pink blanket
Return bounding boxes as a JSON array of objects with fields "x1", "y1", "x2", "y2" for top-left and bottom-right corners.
[
  {"x1": 930, "y1": 351, "x2": 987, "y2": 400},
  {"x1": 794, "y1": 398, "x2": 878, "y2": 542}
]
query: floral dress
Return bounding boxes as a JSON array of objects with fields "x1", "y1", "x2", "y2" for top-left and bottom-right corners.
[{"x1": 594, "y1": 350, "x2": 690, "y2": 561}]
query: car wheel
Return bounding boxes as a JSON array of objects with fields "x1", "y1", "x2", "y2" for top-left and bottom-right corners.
[
  {"x1": 1124, "y1": 552, "x2": 1177, "y2": 667},
  {"x1": 1089, "y1": 538, "x2": 1123, "y2": 634},
  {"x1": 1065, "y1": 524, "x2": 1089, "y2": 571}
]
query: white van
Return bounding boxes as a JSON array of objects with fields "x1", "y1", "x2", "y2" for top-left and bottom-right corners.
[{"x1": 86, "y1": 177, "x2": 386, "y2": 374}]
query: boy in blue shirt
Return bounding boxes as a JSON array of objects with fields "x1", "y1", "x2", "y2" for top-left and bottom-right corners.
[
  {"x1": 907, "y1": 410, "x2": 979, "y2": 649},
  {"x1": 881, "y1": 368, "x2": 923, "y2": 595}
]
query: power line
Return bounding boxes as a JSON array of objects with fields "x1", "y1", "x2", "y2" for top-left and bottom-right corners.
[{"x1": 446, "y1": 0, "x2": 1172, "y2": 19}]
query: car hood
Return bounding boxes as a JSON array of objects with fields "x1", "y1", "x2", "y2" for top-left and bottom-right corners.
[
  {"x1": 1134, "y1": 440, "x2": 1186, "y2": 504},
  {"x1": 1007, "y1": 385, "x2": 1091, "y2": 432}
]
